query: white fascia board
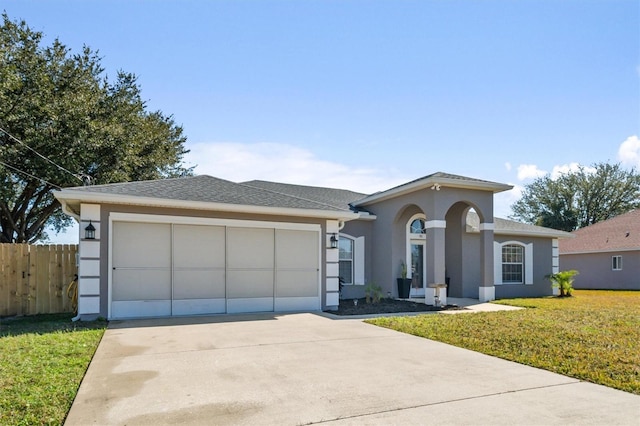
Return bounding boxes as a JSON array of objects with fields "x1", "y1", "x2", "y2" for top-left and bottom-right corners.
[
  {"x1": 560, "y1": 247, "x2": 640, "y2": 255},
  {"x1": 494, "y1": 229, "x2": 574, "y2": 239},
  {"x1": 354, "y1": 211, "x2": 377, "y2": 221},
  {"x1": 58, "y1": 199, "x2": 80, "y2": 220},
  {"x1": 55, "y1": 190, "x2": 360, "y2": 221},
  {"x1": 354, "y1": 177, "x2": 513, "y2": 207}
]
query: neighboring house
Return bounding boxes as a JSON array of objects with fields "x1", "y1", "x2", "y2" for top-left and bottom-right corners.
[
  {"x1": 559, "y1": 210, "x2": 640, "y2": 290},
  {"x1": 54, "y1": 172, "x2": 571, "y2": 320}
]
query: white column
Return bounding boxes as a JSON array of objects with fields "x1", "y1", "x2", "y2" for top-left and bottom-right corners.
[
  {"x1": 479, "y1": 223, "x2": 495, "y2": 302},
  {"x1": 552, "y1": 238, "x2": 560, "y2": 295},
  {"x1": 78, "y1": 204, "x2": 101, "y2": 317},
  {"x1": 325, "y1": 220, "x2": 340, "y2": 309}
]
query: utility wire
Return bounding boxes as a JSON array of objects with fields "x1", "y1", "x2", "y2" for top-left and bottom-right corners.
[
  {"x1": 0, "y1": 159, "x2": 62, "y2": 189},
  {"x1": 0, "y1": 126, "x2": 84, "y2": 184}
]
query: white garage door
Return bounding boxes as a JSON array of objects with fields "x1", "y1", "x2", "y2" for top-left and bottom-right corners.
[{"x1": 111, "y1": 220, "x2": 320, "y2": 319}]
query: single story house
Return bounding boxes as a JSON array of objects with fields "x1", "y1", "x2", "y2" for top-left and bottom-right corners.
[
  {"x1": 54, "y1": 172, "x2": 571, "y2": 320},
  {"x1": 559, "y1": 209, "x2": 639, "y2": 290}
]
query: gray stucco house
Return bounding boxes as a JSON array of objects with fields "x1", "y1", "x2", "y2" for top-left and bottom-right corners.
[
  {"x1": 54, "y1": 172, "x2": 571, "y2": 320},
  {"x1": 559, "y1": 209, "x2": 639, "y2": 290}
]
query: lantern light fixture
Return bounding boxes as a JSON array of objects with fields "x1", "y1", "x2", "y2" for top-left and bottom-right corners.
[
  {"x1": 329, "y1": 233, "x2": 338, "y2": 249},
  {"x1": 85, "y1": 220, "x2": 96, "y2": 240}
]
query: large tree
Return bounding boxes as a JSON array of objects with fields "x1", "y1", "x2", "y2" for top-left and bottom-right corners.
[
  {"x1": 0, "y1": 14, "x2": 192, "y2": 243},
  {"x1": 510, "y1": 162, "x2": 640, "y2": 231}
]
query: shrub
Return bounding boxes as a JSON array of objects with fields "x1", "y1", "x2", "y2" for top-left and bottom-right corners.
[
  {"x1": 546, "y1": 270, "x2": 579, "y2": 297},
  {"x1": 364, "y1": 282, "x2": 383, "y2": 304}
]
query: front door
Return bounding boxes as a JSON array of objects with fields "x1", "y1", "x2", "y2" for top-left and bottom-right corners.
[{"x1": 409, "y1": 242, "x2": 425, "y2": 297}]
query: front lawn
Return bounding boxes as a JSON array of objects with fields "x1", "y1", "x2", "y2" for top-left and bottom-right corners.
[
  {"x1": 367, "y1": 290, "x2": 640, "y2": 394},
  {"x1": 0, "y1": 314, "x2": 106, "y2": 425}
]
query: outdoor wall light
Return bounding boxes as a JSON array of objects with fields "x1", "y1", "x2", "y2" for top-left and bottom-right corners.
[
  {"x1": 84, "y1": 220, "x2": 96, "y2": 240},
  {"x1": 329, "y1": 233, "x2": 338, "y2": 249}
]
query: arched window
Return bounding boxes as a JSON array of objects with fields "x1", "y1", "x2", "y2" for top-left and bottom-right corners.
[{"x1": 409, "y1": 218, "x2": 426, "y2": 234}]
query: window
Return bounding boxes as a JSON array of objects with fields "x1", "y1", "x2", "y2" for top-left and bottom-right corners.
[
  {"x1": 339, "y1": 237, "x2": 354, "y2": 284},
  {"x1": 410, "y1": 218, "x2": 426, "y2": 234},
  {"x1": 494, "y1": 241, "x2": 533, "y2": 285},
  {"x1": 502, "y1": 244, "x2": 524, "y2": 283},
  {"x1": 612, "y1": 255, "x2": 623, "y2": 271}
]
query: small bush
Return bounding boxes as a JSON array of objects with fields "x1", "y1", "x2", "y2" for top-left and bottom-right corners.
[{"x1": 546, "y1": 270, "x2": 579, "y2": 297}]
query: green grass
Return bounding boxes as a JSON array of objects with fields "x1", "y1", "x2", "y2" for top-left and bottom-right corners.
[
  {"x1": 0, "y1": 314, "x2": 106, "y2": 425},
  {"x1": 367, "y1": 290, "x2": 640, "y2": 394}
]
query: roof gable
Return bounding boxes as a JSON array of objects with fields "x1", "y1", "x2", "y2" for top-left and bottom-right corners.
[
  {"x1": 559, "y1": 210, "x2": 640, "y2": 254},
  {"x1": 354, "y1": 172, "x2": 513, "y2": 207}
]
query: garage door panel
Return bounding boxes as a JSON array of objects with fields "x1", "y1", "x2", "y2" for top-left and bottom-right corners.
[
  {"x1": 227, "y1": 270, "x2": 274, "y2": 298},
  {"x1": 227, "y1": 297, "x2": 273, "y2": 314},
  {"x1": 111, "y1": 300, "x2": 171, "y2": 318},
  {"x1": 274, "y1": 297, "x2": 319, "y2": 311},
  {"x1": 227, "y1": 228, "x2": 274, "y2": 269},
  {"x1": 173, "y1": 225, "x2": 225, "y2": 268},
  {"x1": 276, "y1": 230, "x2": 318, "y2": 269},
  {"x1": 112, "y1": 269, "x2": 171, "y2": 300},
  {"x1": 276, "y1": 270, "x2": 318, "y2": 297},
  {"x1": 113, "y1": 222, "x2": 171, "y2": 268},
  {"x1": 172, "y1": 299, "x2": 225, "y2": 315},
  {"x1": 173, "y1": 270, "x2": 225, "y2": 299}
]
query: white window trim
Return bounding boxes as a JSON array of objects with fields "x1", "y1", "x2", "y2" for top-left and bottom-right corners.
[
  {"x1": 339, "y1": 233, "x2": 365, "y2": 285},
  {"x1": 612, "y1": 255, "x2": 623, "y2": 271},
  {"x1": 406, "y1": 213, "x2": 427, "y2": 285},
  {"x1": 494, "y1": 241, "x2": 533, "y2": 285}
]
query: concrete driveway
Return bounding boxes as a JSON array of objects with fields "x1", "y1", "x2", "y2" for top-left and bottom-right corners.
[{"x1": 65, "y1": 313, "x2": 639, "y2": 425}]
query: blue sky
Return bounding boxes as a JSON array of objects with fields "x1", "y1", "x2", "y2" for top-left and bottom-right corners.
[{"x1": 4, "y1": 0, "x2": 639, "y2": 243}]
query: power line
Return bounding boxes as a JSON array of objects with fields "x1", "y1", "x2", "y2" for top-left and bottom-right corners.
[
  {"x1": 0, "y1": 159, "x2": 62, "y2": 189},
  {"x1": 0, "y1": 126, "x2": 85, "y2": 184}
]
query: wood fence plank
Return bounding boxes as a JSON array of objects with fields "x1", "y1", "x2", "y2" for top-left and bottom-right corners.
[
  {"x1": 52, "y1": 245, "x2": 60, "y2": 313},
  {"x1": 0, "y1": 245, "x2": 9, "y2": 316},
  {"x1": 17, "y1": 244, "x2": 28, "y2": 315},
  {"x1": 35, "y1": 245, "x2": 49, "y2": 315},
  {"x1": 9, "y1": 244, "x2": 22, "y2": 315},
  {"x1": 62, "y1": 244, "x2": 77, "y2": 313}
]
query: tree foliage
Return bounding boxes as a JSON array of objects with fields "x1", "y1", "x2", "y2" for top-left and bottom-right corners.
[
  {"x1": 0, "y1": 14, "x2": 192, "y2": 243},
  {"x1": 511, "y1": 162, "x2": 640, "y2": 231}
]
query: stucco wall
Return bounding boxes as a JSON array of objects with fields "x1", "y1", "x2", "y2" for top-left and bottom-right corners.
[
  {"x1": 339, "y1": 219, "x2": 373, "y2": 299},
  {"x1": 560, "y1": 251, "x2": 640, "y2": 290},
  {"x1": 494, "y1": 235, "x2": 554, "y2": 298},
  {"x1": 358, "y1": 187, "x2": 495, "y2": 299}
]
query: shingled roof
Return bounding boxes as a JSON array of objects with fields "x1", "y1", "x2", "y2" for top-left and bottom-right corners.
[
  {"x1": 242, "y1": 180, "x2": 367, "y2": 210},
  {"x1": 57, "y1": 175, "x2": 355, "y2": 213},
  {"x1": 466, "y1": 212, "x2": 572, "y2": 238},
  {"x1": 559, "y1": 210, "x2": 640, "y2": 254}
]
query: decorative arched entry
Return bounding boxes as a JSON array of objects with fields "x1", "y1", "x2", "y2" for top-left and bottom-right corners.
[{"x1": 444, "y1": 201, "x2": 495, "y2": 300}]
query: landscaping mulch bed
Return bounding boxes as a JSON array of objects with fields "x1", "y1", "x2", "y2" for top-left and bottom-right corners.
[{"x1": 328, "y1": 298, "x2": 465, "y2": 316}]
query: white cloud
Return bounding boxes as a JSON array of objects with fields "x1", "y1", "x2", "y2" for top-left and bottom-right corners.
[
  {"x1": 504, "y1": 162, "x2": 512, "y2": 171},
  {"x1": 618, "y1": 135, "x2": 640, "y2": 168},
  {"x1": 550, "y1": 162, "x2": 582, "y2": 179},
  {"x1": 516, "y1": 164, "x2": 546, "y2": 181},
  {"x1": 184, "y1": 141, "x2": 409, "y2": 194},
  {"x1": 494, "y1": 183, "x2": 524, "y2": 218}
]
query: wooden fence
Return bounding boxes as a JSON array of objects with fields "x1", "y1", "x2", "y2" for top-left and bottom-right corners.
[{"x1": 0, "y1": 244, "x2": 78, "y2": 317}]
